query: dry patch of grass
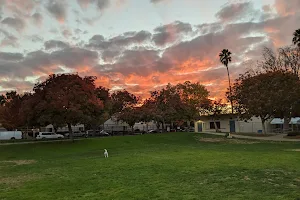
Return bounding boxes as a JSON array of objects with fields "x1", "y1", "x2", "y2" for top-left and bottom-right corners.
[
  {"x1": 195, "y1": 136, "x2": 260, "y2": 144},
  {"x1": 0, "y1": 174, "x2": 40, "y2": 188},
  {"x1": 0, "y1": 160, "x2": 36, "y2": 166},
  {"x1": 284, "y1": 149, "x2": 300, "y2": 152}
]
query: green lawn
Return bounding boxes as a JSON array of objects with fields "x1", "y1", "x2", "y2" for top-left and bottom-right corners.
[{"x1": 0, "y1": 133, "x2": 300, "y2": 200}]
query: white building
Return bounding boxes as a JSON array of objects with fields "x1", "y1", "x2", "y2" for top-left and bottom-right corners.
[{"x1": 194, "y1": 114, "x2": 272, "y2": 134}]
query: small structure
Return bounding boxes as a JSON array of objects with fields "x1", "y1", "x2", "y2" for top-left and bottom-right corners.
[
  {"x1": 41, "y1": 124, "x2": 85, "y2": 133},
  {"x1": 270, "y1": 117, "x2": 300, "y2": 133},
  {"x1": 194, "y1": 114, "x2": 272, "y2": 134}
]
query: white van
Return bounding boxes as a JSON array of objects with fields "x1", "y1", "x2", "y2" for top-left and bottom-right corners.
[{"x1": 0, "y1": 131, "x2": 22, "y2": 140}]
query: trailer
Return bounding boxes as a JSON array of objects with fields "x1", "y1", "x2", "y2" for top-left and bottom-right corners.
[{"x1": 0, "y1": 131, "x2": 22, "y2": 140}]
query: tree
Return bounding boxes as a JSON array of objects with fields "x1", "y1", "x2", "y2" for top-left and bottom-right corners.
[
  {"x1": 86, "y1": 86, "x2": 111, "y2": 136},
  {"x1": 149, "y1": 84, "x2": 183, "y2": 130},
  {"x1": 219, "y1": 49, "x2": 233, "y2": 114},
  {"x1": 117, "y1": 107, "x2": 141, "y2": 133},
  {"x1": 259, "y1": 46, "x2": 300, "y2": 77},
  {"x1": 175, "y1": 81, "x2": 211, "y2": 126},
  {"x1": 231, "y1": 70, "x2": 300, "y2": 134},
  {"x1": 207, "y1": 100, "x2": 228, "y2": 132},
  {"x1": 293, "y1": 29, "x2": 300, "y2": 47},
  {"x1": 110, "y1": 90, "x2": 139, "y2": 116},
  {"x1": 0, "y1": 91, "x2": 25, "y2": 130},
  {"x1": 31, "y1": 74, "x2": 104, "y2": 141}
]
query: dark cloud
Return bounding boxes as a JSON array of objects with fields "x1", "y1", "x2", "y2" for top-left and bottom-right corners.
[
  {"x1": 0, "y1": 48, "x2": 99, "y2": 78},
  {"x1": 46, "y1": 0, "x2": 66, "y2": 23},
  {"x1": 62, "y1": 29, "x2": 72, "y2": 38},
  {"x1": 96, "y1": 49, "x2": 160, "y2": 76},
  {"x1": 1, "y1": 17, "x2": 25, "y2": 31},
  {"x1": 27, "y1": 35, "x2": 44, "y2": 43},
  {"x1": 0, "y1": 52, "x2": 23, "y2": 61},
  {"x1": 88, "y1": 30, "x2": 151, "y2": 50},
  {"x1": 150, "y1": 0, "x2": 167, "y2": 4},
  {"x1": 32, "y1": 12, "x2": 43, "y2": 25},
  {"x1": 216, "y1": 2, "x2": 256, "y2": 22},
  {"x1": 77, "y1": 0, "x2": 110, "y2": 11},
  {"x1": 0, "y1": 29, "x2": 18, "y2": 47},
  {"x1": 97, "y1": 0, "x2": 110, "y2": 11},
  {"x1": 153, "y1": 21, "x2": 192, "y2": 46},
  {"x1": 44, "y1": 40, "x2": 69, "y2": 50}
]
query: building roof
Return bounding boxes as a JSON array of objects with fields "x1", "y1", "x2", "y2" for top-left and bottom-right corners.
[{"x1": 270, "y1": 117, "x2": 300, "y2": 125}]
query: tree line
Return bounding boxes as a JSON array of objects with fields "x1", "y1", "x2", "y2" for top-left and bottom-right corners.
[{"x1": 0, "y1": 74, "x2": 221, "y2": 139}]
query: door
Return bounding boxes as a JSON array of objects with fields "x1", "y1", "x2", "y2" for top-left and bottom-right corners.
[
  {"x1": 229, "y1": 120, "x2": 236, "y2": 133},
  {"x1": 197, "y1": 123, "x2": 203, "y2": 132}
]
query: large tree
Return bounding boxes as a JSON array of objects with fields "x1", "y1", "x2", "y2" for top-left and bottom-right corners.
[
  {"x1": 219, "y1": 49, "x2": 234, "y2": 114},
  {"x1": 85, "y1": 86, "x2": 111, "y2": 135},
  {"x1": 31, "y1": 74, "x2": 103, "y2": 140},
  {"x1": 175, "y1": 81, "x2": 211, "y2": 126},
  {"x1": 110, "y1": 90, "x2": 139, "y2": 116},
  {"x1": 0, "y1": 91, "x2": 25, "y2": 130},
  {"x1": 231, "y1": 70, "x2": 300, "y2": 134},
  {"x1": 259, "y1": 46, "x2": 300, "y2": 77}
]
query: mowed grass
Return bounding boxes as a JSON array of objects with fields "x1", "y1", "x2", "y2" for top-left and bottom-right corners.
[{"x1": 0, "y1": 133, "x2": 300, "y2": 200}]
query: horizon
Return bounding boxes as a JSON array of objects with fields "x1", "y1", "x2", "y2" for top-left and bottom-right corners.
[{"x1": 0, "y1": 0, "x2": 300, "y2": 99}]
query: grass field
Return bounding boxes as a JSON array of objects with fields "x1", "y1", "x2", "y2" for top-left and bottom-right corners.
[{"x1": 0, "y1": 133, "x2": 300, "y2": 200}]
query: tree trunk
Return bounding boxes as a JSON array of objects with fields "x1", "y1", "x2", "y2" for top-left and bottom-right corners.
[
  {"x1": 53, "y1": 125, "x2": 58, "y2": 134},
  {"x1": 283, "y1": 116, "x2": 291, "y2": 133},
  {"x1": 261, "y1": 119, "x2": 267, "y2": 134},
  {"x1": 213, "y1": 117, "x2": 219, "y2": 132},
  {"x1": 67, "y1": 123, "x2": 73, "y2": 142},
  {"x1": 162, "y1": 119, "x2": 165, "y2": 132},
  {"x1": 226, "y1": 66, "x2": 234, "y2": 114},
  {"x1": 92, "y1": 125, "x2": 97, "y2": 137}
]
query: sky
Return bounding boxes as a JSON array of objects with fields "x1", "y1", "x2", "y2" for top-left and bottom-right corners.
[{"x1": 0, "y1": 0, "x2": 300, "y2": 99}]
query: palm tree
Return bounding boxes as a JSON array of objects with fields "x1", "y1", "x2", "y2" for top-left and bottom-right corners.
[
  {"x1": 219, "y1": 49, "x2": 233, "y2": 114},
  {"x1": 292, "y1": 29, "x2": 300, "y2": 47}
]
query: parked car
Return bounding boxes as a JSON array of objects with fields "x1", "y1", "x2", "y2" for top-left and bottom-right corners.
[
  {"x1": 86, "y1": 130, "x2": 110, "y2": 137},
  {"x1": 64, "y1": 131, "x2": 87, "y2": 138},
  {"x1": 36, "y1": 132, "x2": 64, "y2": 140},
  {"x1": 147, "y1": 129, "x2": 158, "y2": 133},
  {"x1": 0, "y1": 131, "x2": 22, "y2": 140}
]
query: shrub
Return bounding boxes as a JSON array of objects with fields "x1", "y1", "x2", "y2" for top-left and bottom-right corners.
[{"x1": 287, "y1": 131, "x2": 300, "y2": 137}]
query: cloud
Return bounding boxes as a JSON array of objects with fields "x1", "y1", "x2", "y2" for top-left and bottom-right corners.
[
  {"x1": 77, "y1": 0, "x2": 110, "y2": 11},
  {"x1": 44, "y1": 40, "x2": 69, "y2": 50},
  {"x1": 1, "y1": 17, "x2": 25, "y2": 31},
  {"x1": 87, "y1": 30, "x2": 152, "y2": 51},
  {"x1": 0, "y1": 29, "x2": 18, "y2": 47},
  {"x1": 150, "y1": 0, "x2": 167, "y2": 4},
  {"x1": 216, "y1": 2, "x2": 257, "y2": 22},
  {"x1": 62, "y1": 29, "x2": 72, "y2": 38},
  {"x1": 32, "y1": 12, "x2": 43, "y2": 25},
  {"x1": 153, "y1": 21, "x2": 193, "y2": 46},
  {"x1": 46, "y1": 0, "x2": 67, "y2": 23},
  {"x1": 0, "y1": 52, "x2": 23, "y2": 61},
  {"x1": 0, "y1": 48, "x2": 99, "y2": 79},
  {"x1": 275, "y1": 0, "x2": 300, "y2": 16}
]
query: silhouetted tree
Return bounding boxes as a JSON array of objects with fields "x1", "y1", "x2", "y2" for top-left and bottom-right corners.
[
  {"x1": 219, "y1": 49, "x2": 233, "y2": 114},
  {"x1": 292, "y1": 29, "x2": 300, "y2": 47}
]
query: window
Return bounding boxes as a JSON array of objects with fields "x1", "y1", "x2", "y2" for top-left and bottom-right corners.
[
  {"x1": 41, "y1": 132, "x2": 51, "y2": 135},
  {"x1": 210, "y1": 122, "x2": 220, "y2": 129}
]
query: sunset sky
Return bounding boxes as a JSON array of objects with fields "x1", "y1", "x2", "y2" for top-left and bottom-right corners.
[{"x1": 0, "y1": 0, "x2": 299, "y2": 99}]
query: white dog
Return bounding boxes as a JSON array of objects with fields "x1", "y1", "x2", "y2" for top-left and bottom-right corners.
[{"x1": 104, "y1": 149, "x2": 108, "y2": 158}]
